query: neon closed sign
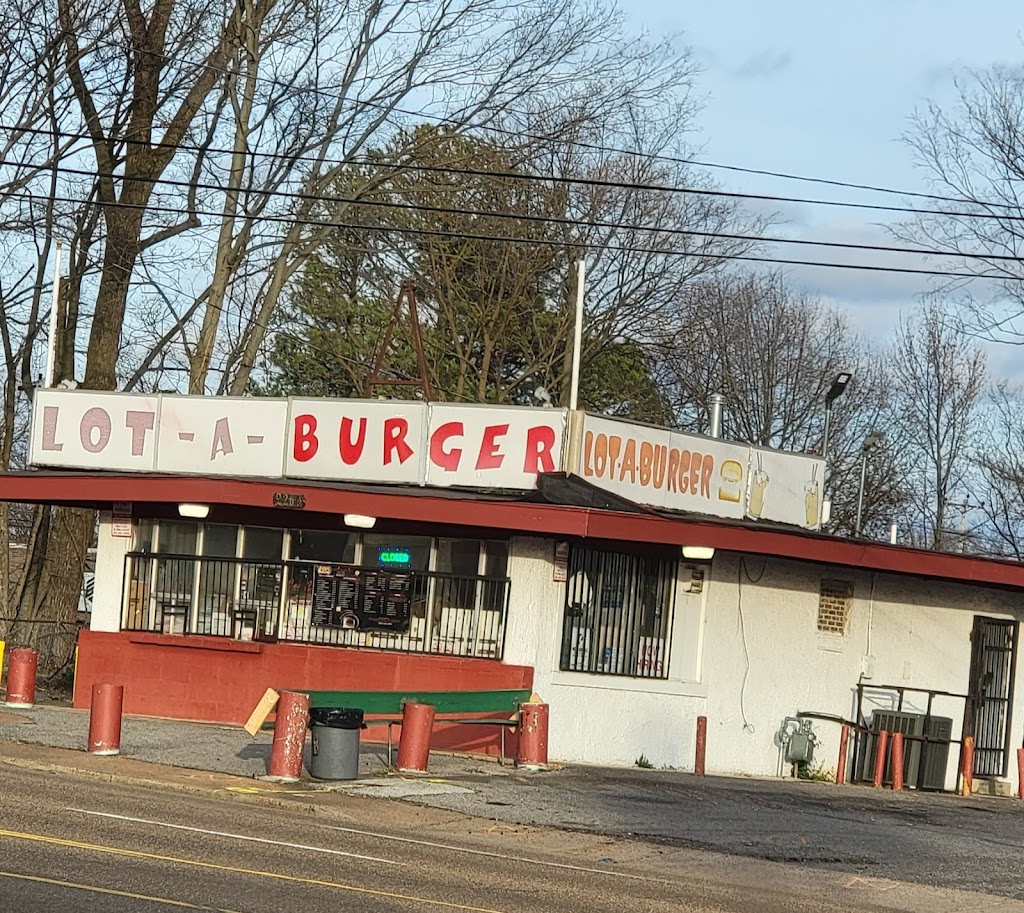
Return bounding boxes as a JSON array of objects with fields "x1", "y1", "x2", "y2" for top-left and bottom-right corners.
[{"x1": 378, "y1": 548, "x2": 411, "y2": 566}]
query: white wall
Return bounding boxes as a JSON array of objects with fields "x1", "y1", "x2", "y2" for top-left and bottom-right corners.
[
  {"x1": 91, "y1": 511, "x2": 131, "y2": 632},
  {"x1": 505, "y1": 538, "x2": 1024, "y2": 791}
]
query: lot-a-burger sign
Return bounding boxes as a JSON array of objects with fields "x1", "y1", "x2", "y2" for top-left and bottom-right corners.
[{"x1": 29, "y1": 390, "x2": 825, "y2": 528}]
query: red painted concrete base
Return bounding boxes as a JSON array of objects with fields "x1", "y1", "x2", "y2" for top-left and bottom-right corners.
[
  {"x1": 396, "y1": 702, "x2": 435, "y2": 772},
  {"x1": 267, "y1": 691, "x2": 309, "y2": 781},
  {"x1": 516, "y1": 702, "x2": 548, "y2": 769},
  {"x1": 5, "y1": 648, "x2": 38, "y2": 709},
  {"x1": 74, "y1": 630, "x2": 533, "y2": 757},
  {"x1": 88, "y1": 683, "x2": 124, "y2": 755}
]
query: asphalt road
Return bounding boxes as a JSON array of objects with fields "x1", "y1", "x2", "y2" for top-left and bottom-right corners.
[{"x1": 1, "y1": 761, "x2": 1008, "y2": 913}]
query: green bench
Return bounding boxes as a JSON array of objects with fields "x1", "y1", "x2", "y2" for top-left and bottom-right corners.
[{"x1": 286, "y1": 688, "x2": 533, "y2": 766}]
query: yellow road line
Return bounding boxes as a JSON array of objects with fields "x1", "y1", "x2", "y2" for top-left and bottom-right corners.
[
  {"x1": 0, "y1": 869, "x2": 243, "y2": 911},
  {"x1": 0, "y1": 829, "x2": 507, "y2": 913}
]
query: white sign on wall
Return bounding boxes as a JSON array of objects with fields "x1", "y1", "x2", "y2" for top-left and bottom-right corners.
[
  {"x1": 577, "y1": 414, "x2": 751, "y2": 520},
  {"x1": 285, "y1": 399, "x2": 427, "y2": 484},
  {"x1": 159, "y1": 396, "x2": 289, "y2": 477},
  {"x1": 423, "y1": 404, "x2": 565, "y2": 489},
  {"x1": 30, "y1": 391, "x2": 160, "y2": 472},
  {"x1": 574, "y1": 413, "x2": 825, "y2": 530},
  {"x1": 30, "y1": 390, "x2": 567, "y2": 492}
]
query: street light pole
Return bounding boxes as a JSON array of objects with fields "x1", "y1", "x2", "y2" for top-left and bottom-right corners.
[{"x1": 855, "y1": 430, "x2": 883, "y2": 537}]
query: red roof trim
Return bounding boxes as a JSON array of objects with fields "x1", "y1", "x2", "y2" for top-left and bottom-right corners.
[{"x1": 3, "y1": 472, "x2": 1024, "y2": 590}]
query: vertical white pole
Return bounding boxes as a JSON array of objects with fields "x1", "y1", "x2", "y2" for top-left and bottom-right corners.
[
  {"x1": 45, "y1": 241, "x2": 63, "y2": 388},
  {"x1": 568, "y1": 259, "x2": 586, "y2": 411}
]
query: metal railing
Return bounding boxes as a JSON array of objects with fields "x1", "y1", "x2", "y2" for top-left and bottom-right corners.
[
  {"x1": 122, "y1": 552, "x2": 510, "y2": 660},
  {"x1": 558, "y1": 546, "x2": 677, "y2": 680}
]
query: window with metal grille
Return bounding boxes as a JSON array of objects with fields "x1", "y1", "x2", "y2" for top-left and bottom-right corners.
[
  {"x1": 817, "y1": 580, "x2": 853, "y2": 634},
  {"x1": 559, "y1": 545, "x2": 677, "y2": 679}
]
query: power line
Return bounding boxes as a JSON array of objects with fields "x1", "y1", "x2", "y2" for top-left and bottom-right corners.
[
  {"x1": 8, "y1": 120, "x2": 1024, "y2": 226},
  {"x1": 14, "y1": 159, "x2": 1024, "y2": 265},
  {"x1": 14, "y1": 19, "x2": 1008, "y2": 215},
  {"x1": 0, "y1": 184, "x2": 1010, "y2": 281}
]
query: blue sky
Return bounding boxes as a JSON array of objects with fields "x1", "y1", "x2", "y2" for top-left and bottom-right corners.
[{"x1": 628, "y1": 1, "x2": 1024, "y2": 376}]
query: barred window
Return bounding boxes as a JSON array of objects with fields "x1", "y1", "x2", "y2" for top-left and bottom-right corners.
[
  {"x1": 559, "y1": 545, "x2": 678, "y2": 679},
  {"x1": 817, "y1": 580, "x2": 853, "y2": 635}
]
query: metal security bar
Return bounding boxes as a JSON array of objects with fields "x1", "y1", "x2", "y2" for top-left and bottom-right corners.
[
  {"x1": 559, "y1": 546, "x2": 677, "y2": 679},
  {"x1": 122, "y1": 553, "x2": 509, "y2": 660},
  {"x1": 968, "y1": 617, "x2": 1018, "y2": 778}
]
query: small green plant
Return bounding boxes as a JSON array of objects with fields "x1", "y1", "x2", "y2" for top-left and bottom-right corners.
[
  {"x1": 635, "y1": 754, "x2": 654, "y2": 769},
  {"x1": 796, "y1": 760, "x2": 833, "y2": 782}
]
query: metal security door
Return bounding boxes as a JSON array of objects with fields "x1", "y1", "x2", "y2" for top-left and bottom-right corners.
[{"x1": 967, "y1": 616, "x2": 1018, "y2": 778}]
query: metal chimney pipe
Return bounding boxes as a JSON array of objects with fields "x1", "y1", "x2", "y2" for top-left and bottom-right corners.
[{"x1": 709, "y1": 393, "x2": 725, "y2": 439}]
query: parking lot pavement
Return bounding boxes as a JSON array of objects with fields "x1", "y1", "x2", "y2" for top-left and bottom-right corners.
[{"x1": 4, "y1": 703, "x2": 1024, "y2": 900}]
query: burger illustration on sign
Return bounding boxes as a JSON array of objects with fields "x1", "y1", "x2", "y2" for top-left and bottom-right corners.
[{"x1": 717, "y1": 460, "x2": 744, "y2": 503}]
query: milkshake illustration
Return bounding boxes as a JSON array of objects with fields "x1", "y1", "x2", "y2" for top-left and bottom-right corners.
[
  {"x1": 804, "y1": 464, "x2": 821, "y2": 528},
  {"x1": 747, "y1": 453, "x2": 769, "y2": 519}
]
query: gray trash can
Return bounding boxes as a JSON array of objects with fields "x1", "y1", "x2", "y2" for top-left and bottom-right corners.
[{"x1": 308, "y1": 707, "x2": 365, "y2": 780}]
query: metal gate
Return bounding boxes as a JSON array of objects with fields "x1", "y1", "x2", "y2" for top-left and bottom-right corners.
[{"x1": 966, "y1": 616, "x2": 1018, "y2": 778}]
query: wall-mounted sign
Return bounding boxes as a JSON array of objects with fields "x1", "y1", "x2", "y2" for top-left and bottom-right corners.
[
  {"x1": 272, "y1": 492, "x2": 306, "y2": 509},
  {"x1": 111, "y1": 501, "x2": 132, "y2": 538},
  {"x1": 28, "y1": 390, "x2": 823, "y2": 529},
  {"x1": 310, "y1": 564, "x2": 413, "y2": 632},
  {"x1": 574, "y1": 414, "x2": 825, "y2": 530},
  {"x1": 30, "y1": 390, "x2": 566, "y2": 493},
  {"x1": 553, "y1": 541, "x2": 569, "y2": 582}
]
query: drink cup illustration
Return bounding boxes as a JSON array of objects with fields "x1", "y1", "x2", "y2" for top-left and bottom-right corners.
[
  {"x1": 804, "y1": 477, "x2": 820, "y2": 528},
  {"x1": 748, "y1": 461, "x2": 769, "y2": 518}
]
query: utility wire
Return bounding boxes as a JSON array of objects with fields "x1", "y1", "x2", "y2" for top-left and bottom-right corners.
[
  {"x1": 10, "y1": 159, "x2": 1024, "y2": 265},
  {"x1": 7, "y1": 120, "x2": 1024, "y2": 225},
  {"x1": 1, "y1": 185, "x2": 1009, "y2": 280}
]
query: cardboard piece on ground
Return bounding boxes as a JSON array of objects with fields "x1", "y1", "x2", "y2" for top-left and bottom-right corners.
[{"x1": 244, "y1": 687, "x2": 280, "y2": 737}]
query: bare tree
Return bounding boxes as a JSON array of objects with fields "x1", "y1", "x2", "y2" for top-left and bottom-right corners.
[
  {"x1": 976, "y1": 385, "x2": 1024, "y2": 558},
  {"x1": 899, "y1": 66, "x2": 1024, "y2": 342},
  {"x1": 887, "y1": 300, "x2": 986, "y2": 550}
]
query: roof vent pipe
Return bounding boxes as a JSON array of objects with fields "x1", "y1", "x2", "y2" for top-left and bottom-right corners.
[{"x1": 709, "y1": 393, "x2": 726, "y2": 439}]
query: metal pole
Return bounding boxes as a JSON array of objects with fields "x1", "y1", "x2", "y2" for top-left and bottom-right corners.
[
  {"x1": 709, "y1": 393, "x2": 725, "y2": 438},
  {"x1": 45, "y1": 241, "x2": 63, "y2": 388},
  {"x1": 855, "y1": 450, "x2": 868, "y2": 536},
  {"x1": 568, "y1": 259, "x2": 586, "y2": 411},
  {"x1": 822, "y1": 402, "x2": 833, "y2": 470}
]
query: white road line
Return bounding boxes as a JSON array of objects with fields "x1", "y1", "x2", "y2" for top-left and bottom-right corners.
[
  {"x1": 320, "y1": 824, "x2": 667, "y2": 882},
  {"x1": 67, "y1": 808, "x2": 402, "y2": 866}
]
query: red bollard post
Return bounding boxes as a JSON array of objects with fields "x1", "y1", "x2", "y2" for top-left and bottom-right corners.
[
  {"x1": 872, "y1": 729, "x2": 889, "y2": 788},
  {"x1": 5, "y1": 648, "x2": 38, "y2": 709},
  {"x1": 695, "y1": 715, "x2": 707, "y2": 777},
  {"x1": 836, "y1": 724, "x2": 850, "y2": 785},
  {"x1": 516, "y1": 703, "x2": 549, "y2": 770},
  {"x1": 88, "y1": 684, "x2": 124, "y2": 755},
  {"x1": 1017, "y1": 748, "x2": 1024, "y2": 800},
  {"x1": 961, "y1": 736, "x2": 975, "y2": 797},
  {"x1": 396, "y1": 702, "x2": 435, "y2": 773},
  {"x1": 267, "y1": 691, "x2": 309, "y2": 782},
  {"x1": 891, "y1": 731, "x2": 904, "y2": 791}
]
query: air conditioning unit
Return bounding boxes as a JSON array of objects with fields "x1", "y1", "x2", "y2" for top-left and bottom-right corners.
[{"x1": 856, "y1": 710, "x2": 953, "y2": 791}]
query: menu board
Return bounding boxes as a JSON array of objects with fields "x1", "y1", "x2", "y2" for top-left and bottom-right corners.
[{"x1": 310, "y1": 564, "x2": 413, "y2": 632}]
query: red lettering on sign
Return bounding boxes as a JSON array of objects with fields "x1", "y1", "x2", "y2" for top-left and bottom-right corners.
[
  {"x1": 476, "y1": 423, "x2": 509, "y2": 470},
  {"x1": 701, "y1": 454, "x2": 714, "y2": 498},
  {"x1": 524, "y1": 425, "x2": 557, "y2": 474},
  {"x1": 608, "y1": 434, "x2": 622, "y2": 478},
  {"x1": 582, "y1": 430, "x2": 594, "y2": 476},
  {"x1": 293, "y1": 414, "x2": 318, "y2": 462},
  {"x1": 124, "y1": 410, "x2": 155, "y2": 456},
  {"x1": 211, "y1": 417, "x2": 234, "y2": 459},
  {"x1": 619, "y1": 438, "x2": 637, "y2": 484},
  {"x1": 689, "y1": 451, "x2": 702, "y2": 495},
  {"x1": 639, "y1": 441, "x2": 653, "y2": 486},
  {"x1": 41, "y1": 405, "x2": 63, "y2": 452},
  {"x1": 430, "y1": 422, "x2": 463, "y2": 472},
  {"x1": 339, "y1": 416, "x2": 367, "y2": 465},
  {"x1": 80, "y1": 407, "x2": 111, "y2": 454},
  {"x1": 667, "y1": 447, "x2": 679, "y2": 492},
  {"x1": 383, "y1": 417, "x2": 413, "y2": 465}
]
